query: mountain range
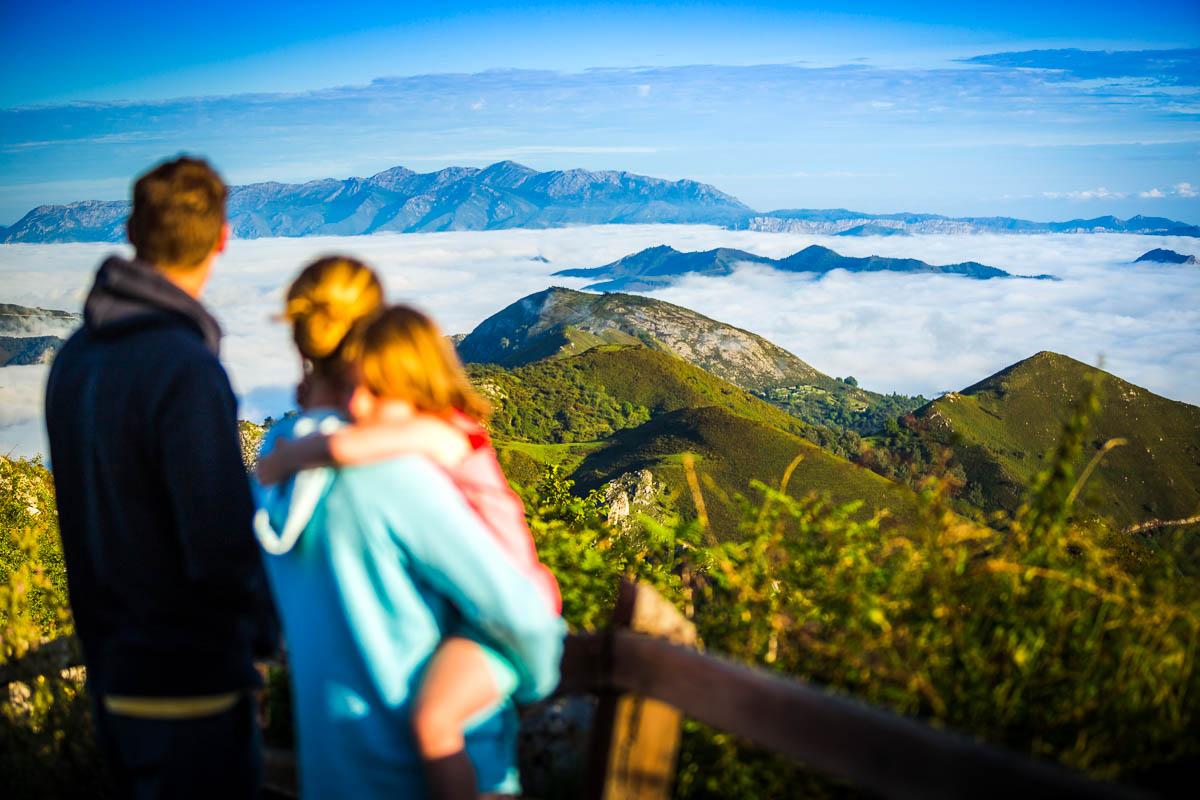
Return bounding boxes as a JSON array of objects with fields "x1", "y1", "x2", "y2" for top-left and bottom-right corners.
[
  {"x1": 552, "y1": 244, "x2": 1043, "y2": 291},
  {"x1": 0, "y1": 162, "x2": 749, "y2": 243},
  {"x1": 737, "y1": 209, "x2": 1200, "y2": 237},
  {"x1": 3, "y1": 162, "x2": 1197, "y2": 242}
]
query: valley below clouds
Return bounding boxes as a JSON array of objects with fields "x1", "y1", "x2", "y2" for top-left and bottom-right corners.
[{"x1": 2, "y1": 225, "x2": 1198, "y2": 458}]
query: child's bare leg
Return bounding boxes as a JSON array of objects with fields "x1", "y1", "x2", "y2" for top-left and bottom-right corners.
[
  {"x1": 413, "y1": 636, "x2": 504, "y2": 757},
  {"x1": 414, "y1": 637, "x2": 504, "y2": 800}
]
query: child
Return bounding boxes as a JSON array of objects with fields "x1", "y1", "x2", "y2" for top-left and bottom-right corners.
[{"x1": 257, "y1": 304, "x2": 561, "y2": 796}]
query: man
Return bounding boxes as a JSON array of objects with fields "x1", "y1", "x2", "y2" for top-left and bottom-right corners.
[{"x1": 45, "y1": 157, "x2": 278, "y2": 798}]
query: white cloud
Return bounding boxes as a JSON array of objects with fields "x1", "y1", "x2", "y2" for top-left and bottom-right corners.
[
  {"x1": 636, "y1": 84, "x2": 652, "y2": 97},
  {"x1": 1042, "y1": 187, "x2": 1126, "y2": 200},
  {"x1": 1136, "y1": 183, "x2": 1197, "y2": 199},
  {"x1": 2, "y1": 226, "x2": 1198, "y2": 458}
]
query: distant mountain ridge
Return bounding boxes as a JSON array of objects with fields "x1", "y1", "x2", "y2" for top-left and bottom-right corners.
[
  {"x1": 1, "y1": 161, "x2": 750, "y2": 243},
  {"x1": 737, "y1": 209, "x2": 1200, "y2": 237},
  {"x1": 4, "y1": 163, "x2": 1198, "y2": 242},
  {"x1": 554, "y1": 244, "x2": 1042, "y2": 291}
]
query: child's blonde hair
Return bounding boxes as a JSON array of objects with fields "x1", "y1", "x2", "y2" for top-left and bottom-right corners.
[
  {"x1": 282, "y1": 256, "x2": 384, "y2": 378},
  {"x1": 343, "y1": 305, "x2": 490, "y2": 421}
]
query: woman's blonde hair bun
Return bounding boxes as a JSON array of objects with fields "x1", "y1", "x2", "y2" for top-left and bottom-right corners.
[{"x1": 284, "y1": 256, "x2": 384, "y2": 364}]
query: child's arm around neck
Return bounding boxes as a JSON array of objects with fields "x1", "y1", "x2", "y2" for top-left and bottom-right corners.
[{"x1": 255, "y1": 414, "x2": 470, "y2": 486}]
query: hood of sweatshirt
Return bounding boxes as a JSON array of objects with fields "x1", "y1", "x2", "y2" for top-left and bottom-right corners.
[
  {"x1": 84, "y1": 255, "x2": 222, "y2": 356},
  {"x1": 254, "y1": 410, "x2": 346, "y2": 555}
]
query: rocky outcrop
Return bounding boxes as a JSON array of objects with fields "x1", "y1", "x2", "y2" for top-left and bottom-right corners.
[{"x1": 604, "y1": 469, "x2": 665, "y2": 530}]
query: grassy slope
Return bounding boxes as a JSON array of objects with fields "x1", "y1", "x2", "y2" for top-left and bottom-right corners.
[
  {"x1": 915, "y1": 351, "x2": 1200, "y2": 526},
  {"x1": 475, "y1": 346, "x2": 918, "y2": 528},
  {"x1": 494, "y1": 441, "x2": 600, "y2": 488},
  {"x1": 473, "y1": 345, "x2": 812, "y2": 443},
  {"x1": 570, "y1": 406, "x2": 918, "y2": 532}
]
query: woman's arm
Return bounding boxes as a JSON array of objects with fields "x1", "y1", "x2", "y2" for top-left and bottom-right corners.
[
  {"x1": 255, "y1": 416, "x2": 470, "y2": 485},
  {"x1": 377, "y1": 460, "x2": 565, "y2": 703}
]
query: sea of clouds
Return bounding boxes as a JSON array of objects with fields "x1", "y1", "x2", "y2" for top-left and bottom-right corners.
[{"x1": 2, "y1": 225, "x2": 1198, "y2": 458}]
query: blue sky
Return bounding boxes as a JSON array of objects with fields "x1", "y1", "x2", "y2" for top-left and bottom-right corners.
[{"x1": 2, "y1": 1, "x2": 1198, "y2": 223}]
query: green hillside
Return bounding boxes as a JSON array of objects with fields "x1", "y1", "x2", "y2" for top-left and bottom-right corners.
[
  {"x1": 473, "y1": 345, "x2": 811, "y2": 443},
  {"x1": 458, "y1": 287, "x2": 924, "y2": 444},
  {"x1": 912, "y1": 351, "x2": 1200, "y2": 526},
  {"x1": 569, "y1": 405, "x2": 918, "y2": 531},
  {"x1": 472, "y1": 345, "x2": 919, "y2": 527}
]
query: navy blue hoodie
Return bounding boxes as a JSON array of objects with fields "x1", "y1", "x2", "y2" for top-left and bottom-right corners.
[{"x1": 45, "y1": 255, "x2": 278, "y2": 697}]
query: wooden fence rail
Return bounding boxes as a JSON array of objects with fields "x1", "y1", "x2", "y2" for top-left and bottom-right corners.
[{"x1": 3, "y1": 581, "x2": 1145, "y2": 799}]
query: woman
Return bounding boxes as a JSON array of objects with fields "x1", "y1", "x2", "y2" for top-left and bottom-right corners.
[{"x1": 254, "y1": 256, "x2": 564, "y2": 799}]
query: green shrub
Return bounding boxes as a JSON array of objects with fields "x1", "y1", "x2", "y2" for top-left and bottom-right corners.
[
  {"x1": 0, "y1": 456, "x2": 106, "y2": 797},
  {"x1": 530, "y1": 384, "x2": 1200, "y2": 796}
]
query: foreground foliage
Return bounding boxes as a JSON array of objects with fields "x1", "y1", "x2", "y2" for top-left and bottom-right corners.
[
  {"x1": 3, "y1": 378, "x2": 1197, "y2": 797},
  {"x1": 0, "y1": 456, "x2": 103, "y2": 797},
  {"x1": 530, "y1": 381, "x2": 1200, "y2": 796}
]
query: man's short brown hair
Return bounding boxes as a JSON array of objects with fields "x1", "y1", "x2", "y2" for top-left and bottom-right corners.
[{"x1": 127, "y1": 156, "x2": 227, "y2": 268}]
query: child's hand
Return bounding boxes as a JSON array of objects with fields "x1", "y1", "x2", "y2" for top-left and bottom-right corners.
[
  {"x1": 256, "y1": 440, "x2": 297, "y2": 486},
  {"x1": 256, "y1": 433, "x2": 336, "y2": 485}
]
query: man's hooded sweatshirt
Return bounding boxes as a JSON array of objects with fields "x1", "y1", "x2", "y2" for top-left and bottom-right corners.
[{"x1": 45, "y1": 255, "x2": 278, "y2": 698}]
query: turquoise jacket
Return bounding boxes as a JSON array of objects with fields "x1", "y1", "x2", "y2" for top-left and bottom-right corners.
[{"x1": 254, "y1": 411, "x2": 565, "y2": 798}]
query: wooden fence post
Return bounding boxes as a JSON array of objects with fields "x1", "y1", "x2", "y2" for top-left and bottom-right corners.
[{"x1": 586, "y1": 580, "x2": 697, "y2": 800}]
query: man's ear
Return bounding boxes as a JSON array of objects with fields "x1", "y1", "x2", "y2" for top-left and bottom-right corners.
[{"x1": 216, "y1": 222, "x2": 230, "y2": 254}]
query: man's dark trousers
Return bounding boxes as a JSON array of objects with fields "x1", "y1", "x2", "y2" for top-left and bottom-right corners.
[{"x1": 92, "y1": 696, "x2": 262, "y2": 800}]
